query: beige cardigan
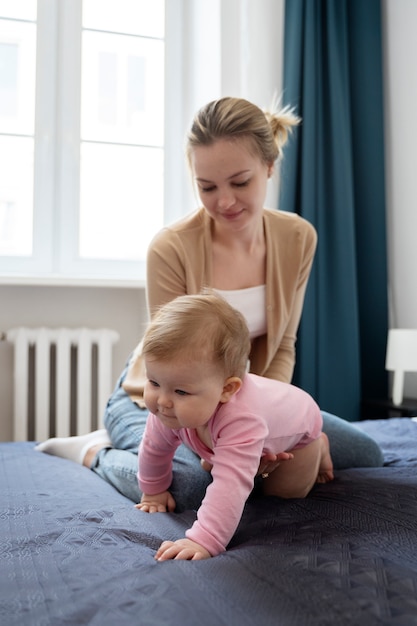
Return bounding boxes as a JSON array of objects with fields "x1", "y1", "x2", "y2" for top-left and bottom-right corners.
[{"x1": 123, "y1": 208, "x2": 317, "y2": 406}]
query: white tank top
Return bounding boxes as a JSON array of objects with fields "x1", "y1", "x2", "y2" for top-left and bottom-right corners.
[{"x1": 214, "y1": 285, "x2": 267, "y2": 339}]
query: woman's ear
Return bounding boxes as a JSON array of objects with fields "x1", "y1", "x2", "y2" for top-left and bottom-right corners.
[{"x1": 220, "y1": 377, "x2": 242, "y2": 403}]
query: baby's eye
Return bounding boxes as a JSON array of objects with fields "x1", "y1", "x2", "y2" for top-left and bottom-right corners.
[
  {"x1": 149, "y1": 380, "x2": 160, "y2": 387},
  {"x1": 175, "y1": 389, "x2": 189, "y2": 396}
]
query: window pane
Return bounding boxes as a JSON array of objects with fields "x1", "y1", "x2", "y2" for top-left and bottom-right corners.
[
  {"x1": 0, "y1": 0, "x2": 36, "y2": 21},
  {"x1": 0, "y1": 18, "x2": 36, "y2": 135},
  {"x1": 0, "y1": 135, "x2": 33, "y2": 256},
  {"x1": 82, "y1": 0, "x2": 164, "y2": 39},
  {"x1": 0, "y1": 41, "x2": 18, "y2": 116},
  {"x1": 79, "y1": 143, "x2": 163, "y2": 260},
  {"x1": 81, "y1": 30, "x2": 164, "y2": 146}
]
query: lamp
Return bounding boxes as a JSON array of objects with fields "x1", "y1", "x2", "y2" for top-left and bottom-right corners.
[{"x1": 385, "y1": 329, "x2": 417, "y2": 405}]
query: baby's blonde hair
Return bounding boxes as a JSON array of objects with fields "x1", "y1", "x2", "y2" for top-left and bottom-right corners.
[
  {"x1": 142, "y1": 293, "x2": 251, "y2": 379},
  {"x1": 186, "y1": 96, "x2": 300, "y2": 167}
]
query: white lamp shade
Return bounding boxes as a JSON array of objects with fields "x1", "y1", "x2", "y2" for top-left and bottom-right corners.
[{"x1": 385, "y1": 328, "x2": 417, "y2": 405}]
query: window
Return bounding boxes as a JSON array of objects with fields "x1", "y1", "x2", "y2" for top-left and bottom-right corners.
[
  {"x1": 0, "y1": 0, "x2": 36, "y2": 259},
  {"x1": 0, "y1": 0, "x2": 171, "y2": 284},
  {"x1": 0, "y1": 2, "x2": 284, "y2": 285}
]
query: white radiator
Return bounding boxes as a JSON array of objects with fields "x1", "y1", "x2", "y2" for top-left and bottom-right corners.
[{"x1": 6, "y1": 327, "x2": 119, "y2": 442}]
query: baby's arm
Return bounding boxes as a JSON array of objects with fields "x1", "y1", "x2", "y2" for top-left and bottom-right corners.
[
  {"x1": 137, "y1": 414, "x2": 181, "y2": 512},
  {"x1": 135, "y1": 490, "x2": 176, "y2": 513},
  {"x1": 155, "y1": 538, "x2": 211, "y2": 561}
]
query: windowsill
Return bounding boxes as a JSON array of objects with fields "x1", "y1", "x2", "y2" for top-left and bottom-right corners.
[{"x1": 0, "y1": 274, "x2": 146, "y2": 289}]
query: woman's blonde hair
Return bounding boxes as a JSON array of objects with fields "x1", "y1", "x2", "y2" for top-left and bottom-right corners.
[
  {"x1": 186, "y1": 96, "x2": 300, "y2": 167},
  {"x1": 142, "y1": 293, "x2": 251, "y2": 379}
]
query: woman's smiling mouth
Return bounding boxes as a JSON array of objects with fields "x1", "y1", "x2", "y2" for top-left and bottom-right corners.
[{"x1": 222, "y1": 209, "x2": 244, "y2": 220}]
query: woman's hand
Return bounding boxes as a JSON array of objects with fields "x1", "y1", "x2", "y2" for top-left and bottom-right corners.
[
  {"x1": 200, "y1": 451, "x2": 293, "y2": 477},
  {"x1": 155, "y1": 538, "x2": 211, "y2": 561},
  {"x1": 258, "y1": 451, "x2": 294, "y2": 478},
  {"x1": 135, "y1": 490, "x2": 176, "y2": 513}
]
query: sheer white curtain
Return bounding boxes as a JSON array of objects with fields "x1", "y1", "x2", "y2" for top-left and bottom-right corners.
[{"x1": 172, "y1": 0, "x2": 285, "y2": 219}]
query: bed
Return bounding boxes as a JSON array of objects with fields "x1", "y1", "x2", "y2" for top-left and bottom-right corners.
[{"x1": 1, "y1": 418, "x2": 417, "y2": 626}]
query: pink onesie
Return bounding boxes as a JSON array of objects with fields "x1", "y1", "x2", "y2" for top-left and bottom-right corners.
[{"x1": 138, "y1": 373, "x2": 322, "y2": 556}]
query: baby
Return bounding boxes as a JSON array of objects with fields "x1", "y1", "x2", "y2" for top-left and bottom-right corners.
[{"x1": 135, "y1": 293, "x2": 333, "y2": 560}]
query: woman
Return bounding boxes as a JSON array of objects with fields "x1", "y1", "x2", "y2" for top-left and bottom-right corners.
[{"x1": 37, "y1": 97, "x2": 383, "y2": 509}]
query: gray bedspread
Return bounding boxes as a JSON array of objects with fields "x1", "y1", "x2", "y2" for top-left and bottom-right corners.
[{"x1": 1, "y1": 418, "x2": 417, "y2": 626}]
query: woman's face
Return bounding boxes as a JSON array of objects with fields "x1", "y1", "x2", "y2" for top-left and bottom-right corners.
[{"x1": 190, "y1": 138, "x2": 273, "y2": 231}]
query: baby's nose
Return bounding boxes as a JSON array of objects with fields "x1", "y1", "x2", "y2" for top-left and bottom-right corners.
[{"x1": 158, "y1": 392, "x2": 173, "y2": 408}]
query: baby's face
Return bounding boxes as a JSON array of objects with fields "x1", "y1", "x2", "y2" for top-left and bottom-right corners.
[{"x1": 143, "y1": 355, "x2": 227, "y2": 430}]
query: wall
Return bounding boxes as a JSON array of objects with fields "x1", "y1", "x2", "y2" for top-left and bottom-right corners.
[{"x1": 383, "y1": 0, "x2": 417, "y2": 397}]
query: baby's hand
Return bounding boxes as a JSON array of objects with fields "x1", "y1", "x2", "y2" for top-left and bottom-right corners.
[
  {"x1": 135, "y1": 490, "x2": 176, "y2": 513},
  {"x1": 155, "y1": 538, "x2": 211, "y2": 561}
]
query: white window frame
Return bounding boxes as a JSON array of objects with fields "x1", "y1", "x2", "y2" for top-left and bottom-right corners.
[{"x1": 0, "y1": 0, "x2": 188, "y2": 286}]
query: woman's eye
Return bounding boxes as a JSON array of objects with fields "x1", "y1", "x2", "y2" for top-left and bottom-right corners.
[
  {"x1": 234, "y1": 180, "x2": 249, "y2": 188},
  {"x1": 200, "y1": 186, "x2": 215, "y2": 193}
]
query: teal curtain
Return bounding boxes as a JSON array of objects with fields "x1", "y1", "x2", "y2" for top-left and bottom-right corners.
[{"x1": 280, "y1": 0, "x2": 388, "y2": 421}]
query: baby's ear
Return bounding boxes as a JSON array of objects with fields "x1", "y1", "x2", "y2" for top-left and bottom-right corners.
[{"x1": 220, "y1": 377, "x2": 242, "y2": 403}]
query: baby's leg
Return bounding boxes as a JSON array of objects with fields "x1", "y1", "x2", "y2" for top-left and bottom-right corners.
[{"x1": 262, "y1": 433, "x2": 333, "y2": 499}]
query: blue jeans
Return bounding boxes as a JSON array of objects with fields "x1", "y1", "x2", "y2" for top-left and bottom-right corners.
[{"x1": 91, "y1": 364, "x2": 384, "y2": 510}]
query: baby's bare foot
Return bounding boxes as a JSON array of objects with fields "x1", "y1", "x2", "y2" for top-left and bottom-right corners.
[{"x1": 316, "y1": 432, "x2": 334, "y2": 483}]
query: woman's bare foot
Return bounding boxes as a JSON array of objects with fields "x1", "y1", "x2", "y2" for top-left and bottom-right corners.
[{"x1": 316, "y1": 432, "x2": 334, "y2": 483}]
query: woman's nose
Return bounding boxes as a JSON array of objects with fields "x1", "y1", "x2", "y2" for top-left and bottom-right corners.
[{"x1": 217, "y1": 189, "x2": 235, "y2": 210}]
